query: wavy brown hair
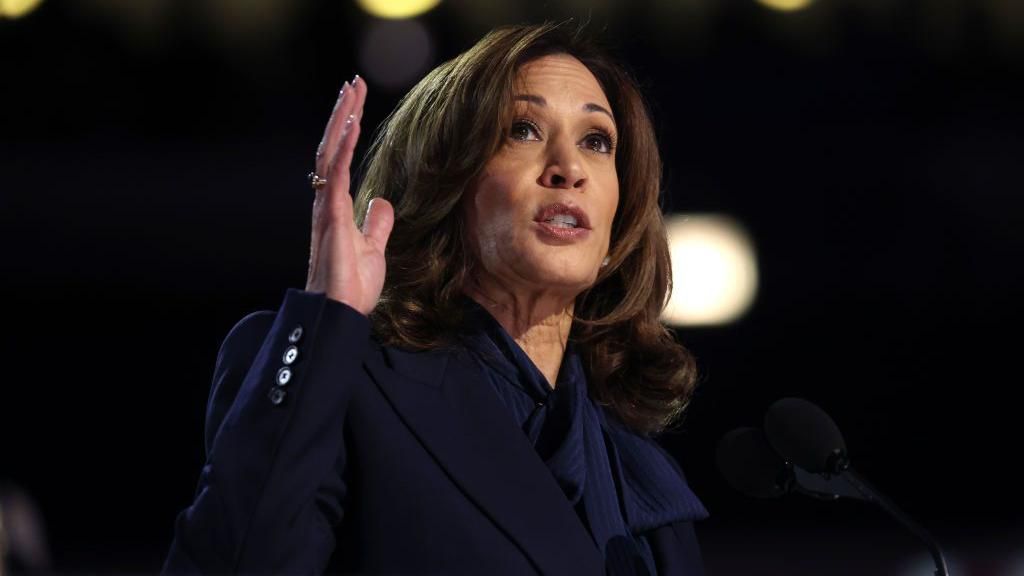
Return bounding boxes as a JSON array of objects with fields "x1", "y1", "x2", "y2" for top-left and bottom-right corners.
[{"x1": 354, "y1": 22, "x2": 697, "y2": 436}]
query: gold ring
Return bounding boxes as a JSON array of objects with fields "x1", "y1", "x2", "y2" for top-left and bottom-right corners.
[{"x1": 308, "y1": 171, "x2": 328, "y2": 190}]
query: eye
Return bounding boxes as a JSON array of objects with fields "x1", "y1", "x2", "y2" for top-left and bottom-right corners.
[
  {"x1": 509, "y1": 119, "x2": 541, "y2": 142},
  {"x1": 582, "y1": 130, "x2": 615, "y2": 154}
]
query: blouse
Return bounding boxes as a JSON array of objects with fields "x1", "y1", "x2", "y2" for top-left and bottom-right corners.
[{"x1": 459, "y1": 300, "x2": 708, "y2": 575}]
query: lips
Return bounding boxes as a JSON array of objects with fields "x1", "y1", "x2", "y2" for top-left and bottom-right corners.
[
  {"x1": 532, "y1": 202, "x2": 592, "y2": 242},
  {"x1": 533, "y1": 203, "x2": 591, "y2": 230}
]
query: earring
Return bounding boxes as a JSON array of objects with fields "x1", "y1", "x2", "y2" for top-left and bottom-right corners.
[{"x1": 601, "y1": 256, "x2": 610, "y2": 267}]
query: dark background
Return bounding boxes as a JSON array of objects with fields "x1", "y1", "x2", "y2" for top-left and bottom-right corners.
[{"x1": 2, "y1": 0, "x2": 1022, "y2": 573}]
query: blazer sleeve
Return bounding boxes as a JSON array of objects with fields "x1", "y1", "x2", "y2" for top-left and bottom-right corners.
[{"x1": 163, "y1": 289, "x2": 371, "y2": 574}]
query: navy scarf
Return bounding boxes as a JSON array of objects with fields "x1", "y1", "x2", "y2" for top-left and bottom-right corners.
[{"x1": 459, "y1": 300, "x2": 707, "y2": 575}]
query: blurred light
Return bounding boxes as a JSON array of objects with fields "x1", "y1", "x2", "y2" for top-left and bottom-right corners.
[
  {"x1": 356, "y1": 0, "x2": 441, "y2": 20},
  {"x1": 359, "y1": 18, "x2": 435, "y2": 90},
  {"x1": 755, "y1": 0, "x2": 814, "y2": 12},
  {"x1": 0, "y1": 0, "x2": 44, "y2": 18},
  {"x1": 662, "y1": 213, "x2": 758, "y2": 327}
]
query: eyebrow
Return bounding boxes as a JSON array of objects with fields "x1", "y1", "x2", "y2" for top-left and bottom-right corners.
[{"x1": 513, "y1": 94, "x2": 616, "y2": 124}]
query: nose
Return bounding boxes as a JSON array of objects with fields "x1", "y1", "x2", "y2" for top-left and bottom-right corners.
[{"x1": 539, "y1": 138, "x2": 586, "y2": 190}]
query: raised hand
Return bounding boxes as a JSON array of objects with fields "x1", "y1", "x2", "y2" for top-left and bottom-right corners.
[{"x1": 305, "y1": 76, "x2": 394, "y2": 316}]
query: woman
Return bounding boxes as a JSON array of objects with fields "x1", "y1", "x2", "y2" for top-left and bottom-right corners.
[{"x1": 164, "y1": 23, "x2": 707, "y2": 575}]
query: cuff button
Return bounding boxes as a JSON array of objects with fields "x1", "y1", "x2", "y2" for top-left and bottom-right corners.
[
  {"x1": 268, "y1": 387, "x2": 287, "y2": 406},
  {"x1": 282, "y1": 345, "x2": 299, "y2": 365},
  {"x1": 276, "y1": 366, "x2": 293, "y2": 386},
  {"x1": 288, "y1": 326, "x2": 304, "y2": 343}
]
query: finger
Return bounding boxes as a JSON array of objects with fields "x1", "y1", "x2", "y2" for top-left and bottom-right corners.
[
  {"x1": 329, "y1": 77, "x2": 366, "y2": 174},
  {"x1": 315, "y1": 80, "x2": 355, "y2": 172},
  {"x1": 324, "y1": 76, "x2": 366, "y2": 170},
  {"x1": 350, "y1": 74, "x2": 367, "y2": 122},
  {"x1": 332, "y1": 77, "x2": 367, "y2": 167},
  {"x1": 362, "y1": 197, "x2": 395, "y2": 251},
  {"x1": 315, "y1": 81, "x2": 347, "y2": 162},
  {"x1": 322, "y1": 113, "x2": 361, "y2": 221},
  {"x1": 321, "y1": 79, "x2": 366, "y2": 222},
  {"x1": 325, "y1": 90, "x2": 364, "y2": 192}
]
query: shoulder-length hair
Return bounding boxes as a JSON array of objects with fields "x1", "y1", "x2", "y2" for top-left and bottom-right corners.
[{"x1": 354, "y1": 22, "x2": 697, "y2": 437}]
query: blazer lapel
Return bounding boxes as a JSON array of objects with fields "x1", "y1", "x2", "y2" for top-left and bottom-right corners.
[{"x1": 364, "y1": 345, "x2": 604, "y2": 575}]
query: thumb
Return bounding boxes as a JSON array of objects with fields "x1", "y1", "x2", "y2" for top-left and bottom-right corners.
[{"x1": 362, "y1": 197, "x2": 395, "y2": 251}]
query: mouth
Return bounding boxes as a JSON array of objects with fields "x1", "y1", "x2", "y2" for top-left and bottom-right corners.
[{"x1": 533, "y1": 203, "x2": 591, "y2": 230}]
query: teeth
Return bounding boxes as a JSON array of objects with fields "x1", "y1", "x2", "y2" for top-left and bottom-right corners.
[{"x1": 545, "y1": 214, "x2": 578, "y2": 228}]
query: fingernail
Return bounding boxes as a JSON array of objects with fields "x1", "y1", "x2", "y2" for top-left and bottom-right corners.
[{"x1": 351, "y1": 74, "x2": 360, "y2": 86}]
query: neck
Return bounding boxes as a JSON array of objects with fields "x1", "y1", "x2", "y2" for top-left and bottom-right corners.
[{"x1": 465, "y1": 275, "x2": 575, "y2": 389}]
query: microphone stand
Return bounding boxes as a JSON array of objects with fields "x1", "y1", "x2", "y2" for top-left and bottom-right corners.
[
  {"x1": 840, "y1": 468, "x2": 950, "y2": 576},
  {"x1": 788, "y1": 466, "x2": 950, "y2": 575}
]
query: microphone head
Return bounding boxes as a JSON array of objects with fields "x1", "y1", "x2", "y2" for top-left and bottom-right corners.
[
  {"x1": 716, "y1": 427, "x2": 792, "y2": 499},
  {"x1": 764, "y1": 397, "x2": 848, "y2": 475}
]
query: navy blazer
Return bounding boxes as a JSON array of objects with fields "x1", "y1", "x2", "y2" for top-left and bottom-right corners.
[{"x1": 164, "y1": 289, "x2": 705, "y2": 574}]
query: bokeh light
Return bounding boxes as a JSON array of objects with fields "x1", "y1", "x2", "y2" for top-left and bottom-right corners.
[
  {"x1": 755, "y1": 0, "x2": 814, "y2": 12},
  {"x1": 662, "y1": 213, "x2": 759, "y2": 327},
  {"x1": 356, "y1": 0, "x2": 441, "y2": 20},
  {"x1": 359, "y1": 18, "x2": 436, "y2": 90},
  {"x1": 0, "y1": 0, "x2": 44, "y2": 18}
]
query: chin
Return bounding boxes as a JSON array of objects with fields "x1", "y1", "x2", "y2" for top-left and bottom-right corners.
[{"x1": 521, "y1": 258, "x2": 600, "y2": 293}]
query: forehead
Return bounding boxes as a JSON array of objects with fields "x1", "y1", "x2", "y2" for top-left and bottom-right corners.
[{"x1": 514, "y1": 54, "x2": 611, "y2": 110}]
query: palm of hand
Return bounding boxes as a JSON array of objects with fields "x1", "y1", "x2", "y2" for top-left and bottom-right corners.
[{"x1": 305, "y1": 77, "x2": 394, "y2": 316}]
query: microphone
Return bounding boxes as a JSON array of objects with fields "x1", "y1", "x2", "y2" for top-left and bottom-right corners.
[
  {"x1": 715, "y1": 427, "x2": 790, "y2": 499},
  {"x1": 717, "y1": 398, "x2": 951, "y2": 576},
  {"x1": 763, "y1": 397, "x2": 848, "y2": 475},
  {"x1": 763, "y1": 398, "x2": 949, "y2": 575},
  {"x1": 715, "y1": 426, "x2": 863, "y2": 502}
]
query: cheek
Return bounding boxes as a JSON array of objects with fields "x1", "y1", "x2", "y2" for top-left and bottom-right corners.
[
  {"x1": 601, "y1": 180, "x2": 620, "y2": 246},
  {"x1": 469, "y1": 174, "x2": 524, "y2": 256}
]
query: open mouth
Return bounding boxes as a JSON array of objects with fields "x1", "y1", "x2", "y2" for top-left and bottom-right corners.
[
  {"x1": 534, "y1": 203, "x2": 591, "y2": 230},
  {"x1": 543, "y1": 214, "x2": 580, "y2": 228}
]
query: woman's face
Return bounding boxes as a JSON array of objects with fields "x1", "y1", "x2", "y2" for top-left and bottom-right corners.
[{"x1": 465, "y1": 54, "x2": 619, "y2": 299}]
